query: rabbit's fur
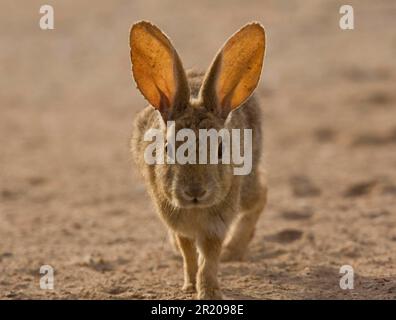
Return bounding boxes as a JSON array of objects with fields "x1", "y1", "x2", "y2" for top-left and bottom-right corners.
[{"x1": 129, "y1": 21, "x2": 267, "y2": 299}]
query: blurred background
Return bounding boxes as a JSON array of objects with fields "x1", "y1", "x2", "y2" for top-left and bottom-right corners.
[{"x1": 1, "y1": 0, "x2": 396, "y2": 299}]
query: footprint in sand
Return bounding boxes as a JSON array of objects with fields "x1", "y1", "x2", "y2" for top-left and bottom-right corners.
[
  {"x1": 313, "y1": 127, "x2": 336, "y2": 143},
  {"x1": 363, "y1": 91, "x2": 393, "y2": 106},
  {"x1": 343, "y1": 180, "x2": 377, "y2": 197},
  {"x1": 264, "y1": 229, "x2": 303, "y2": 244},
  {"x1": 342, "y1": 66, "x2": 392, "y2": 82},
  {"x1": 1, "y1": 188, "x2": 24, "y2": 201},
  {"x1": 289, "y1": 175, "x2": 321, "y2": 198},
  {"x1": 281, "y1": 208, "x2": 314, "y2": 220},
  {"x1": 352, "y1": 127, "x2": 396, "y2": 147},
  {"x1": 27, "y1": 176, "x2": 47, "y2": 187}
]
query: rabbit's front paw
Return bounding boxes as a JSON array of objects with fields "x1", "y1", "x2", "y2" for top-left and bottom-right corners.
[
  {"x1": 221, "y1": 246, "x2": 246, "y2": 262},
  {"x1": 182, "y1": 282, "x2": 196, "y2": 293},
  {"x1": 197, "y1": 288, "x2": 223, "y2": 300}
]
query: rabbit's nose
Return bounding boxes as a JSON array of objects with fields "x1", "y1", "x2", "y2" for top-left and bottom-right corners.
[{"x1": 184, "y1": 185, "x2": 207, "y2": 201}]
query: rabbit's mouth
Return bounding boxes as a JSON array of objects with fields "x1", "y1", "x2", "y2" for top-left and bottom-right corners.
[
  {"x1": 173, "y1": 189, "x2": 217, "y2": 209},
  {"x1": 176, "y1": 200, "x2": 215, "y2": 209}
]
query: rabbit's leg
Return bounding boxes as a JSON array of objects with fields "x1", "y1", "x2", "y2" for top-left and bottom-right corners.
[
  {"x1": 196, "y1": 236, "x2": 223, "y2": 299},
  {"x1": 169, "y1": 230, "x2": 179, "y2": 254},
  {"x1": 221, "y1": 183, "x2": 267, "y2": 261},
  {"x1": 176, "y1": 234, "x2": 198, "y2": 293}
]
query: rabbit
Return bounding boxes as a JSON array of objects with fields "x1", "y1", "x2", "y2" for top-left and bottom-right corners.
[{"x1": 129, "y1": 21, "x2": 267, "y2": 299}]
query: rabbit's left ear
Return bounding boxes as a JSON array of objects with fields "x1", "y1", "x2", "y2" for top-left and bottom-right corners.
[
  {"x1": 130, "y1": 21, "x2": 190, "y2": 121},
  {"x1": 200, "y1": 23, "x2": 266, "y2": 118}
]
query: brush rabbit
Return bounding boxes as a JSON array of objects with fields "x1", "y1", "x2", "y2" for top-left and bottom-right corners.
[{"x1": 129, "y1": 21, "x2": 267, "y2": 299}]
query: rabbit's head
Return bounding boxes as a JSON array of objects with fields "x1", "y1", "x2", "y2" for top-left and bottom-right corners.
[{"x1": 130, "y1": 21, "x2": 266, "y2": 208}]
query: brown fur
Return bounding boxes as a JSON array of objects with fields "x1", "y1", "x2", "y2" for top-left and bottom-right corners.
[{"x1": 129, "y1": 21, "x2": 267, "y2": 299}]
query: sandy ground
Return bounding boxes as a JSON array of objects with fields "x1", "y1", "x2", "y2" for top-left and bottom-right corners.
[{"x1": 1, "y1": 0, "x2": 396, "y2": 299}]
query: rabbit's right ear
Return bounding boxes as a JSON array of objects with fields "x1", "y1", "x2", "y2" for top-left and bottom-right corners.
[
  {"x1": 129, "y1": 21, "x2": 190, "y2": 121},
  {"x1": 199, "y1": 23, "x2": 266, "y2": 119}
]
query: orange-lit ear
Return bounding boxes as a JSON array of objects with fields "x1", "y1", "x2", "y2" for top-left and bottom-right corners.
[
  {"x1": 130, "y1": 21, "x2": 189, "y2": 120},
  {"x1": 200, "y1": 23, "x2": 266, "y2": 118}
]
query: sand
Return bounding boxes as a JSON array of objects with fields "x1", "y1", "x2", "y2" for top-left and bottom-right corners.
[{"x1": 1, "y1": 0, "x2": 396, "y2": 299}]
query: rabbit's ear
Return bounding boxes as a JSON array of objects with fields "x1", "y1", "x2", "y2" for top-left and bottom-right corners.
[
  {"x1": 130, "y1": 21, "x2": 190, "y2": 121},
  {"x1": 199, "y1": 23, "x2": 266, "y2": 118}
]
